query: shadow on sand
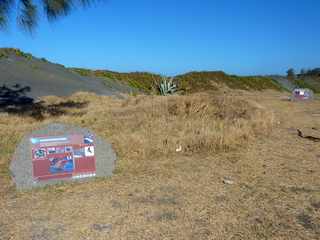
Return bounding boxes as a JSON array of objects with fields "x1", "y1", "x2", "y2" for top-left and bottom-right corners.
[{"x1": 0, "y1": 84, "x2": 88, "y2": 120}]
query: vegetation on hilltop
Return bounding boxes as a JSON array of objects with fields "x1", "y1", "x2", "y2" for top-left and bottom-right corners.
[
  {"x1": 299, "y1": 68, "x2": 320, "y2": 77},
  {"x1": 294, "y1": 79, "x2": 319, "y2": 93},
  {"x1": 0, "y1": 48, "x2": 33, "y2": 59},
  {"x1": 0, "y1": 48, "x2": 286, "y2": 94},
  {"x1": 288, "y1": 67, "x2": 320, "y2": 93},
  {"x1": 175, "y1": 71, "x2": 284, "y2": 92},
  {"x1": 72, "y1": 68, "x2": 284, "y2": 94},
  {"x1": 0, "y1": 48, "x2": 67, "y2": 68},
  {"x1": 72, "y1": 68, "x2": 163, "y2": 93},
  {"x1": 0, "y1": 48, "x2": 49, "y2": 63}
]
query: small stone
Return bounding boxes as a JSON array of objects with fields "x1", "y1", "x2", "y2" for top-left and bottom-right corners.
[
  {"x1": 223, "y1": 178, "x2": 234, "y2": 185},
  {"x1": 92, "y1": 223, "x2": 112, "y2": 232},
  {"x1": 176, "y1": 145, "x2": 182, "y2": 152}
]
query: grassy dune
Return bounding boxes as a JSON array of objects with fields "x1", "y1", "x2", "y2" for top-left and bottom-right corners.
[
  {"x1": 175, "y1": 71, "x2": 284, "y2": 92},
  {"x1": 71, "y1": 68, "x2": 284, "y2": 94},
  {"x1": 0, "y1": 48, "x2": 285, "y2": 94}
]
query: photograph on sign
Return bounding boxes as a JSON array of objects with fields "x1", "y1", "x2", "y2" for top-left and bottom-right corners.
[
  {"x1": 49, "y1": 156, "x2": 74, "y2": 173},
  {"x1": 73, "y1": 148, "x2": 85, "y2": 158}
]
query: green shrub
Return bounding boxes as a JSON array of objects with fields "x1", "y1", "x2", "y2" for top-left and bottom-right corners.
[
  {"x1": 69, "y1": 68, "x2": 285, "y2": 94},
  {"x1": 0, "y1": 52, "x2": 8, "y2": 59},
  {"x1": 94, "y1": 70, "x2": 161, "y2": 93},
  {"x1": 1, "y1": 48, "x2": 33, "y2": 60},
  {"x1": 71, "y1": 68, "x2": 93, "y2": 77},
  {"x1": 174, "y1": 72, "x2": 283, "y2": 93},
  {"x1": 295, "y1": 79, "x2": 319, "y2": 93},
  {"x1": 158, "y1": 77, "x2": 177, "y2": 95}
]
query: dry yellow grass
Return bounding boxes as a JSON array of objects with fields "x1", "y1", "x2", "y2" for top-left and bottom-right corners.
[
  {"x1": 1, "y1": 92, "x2": 274, "y2": 178},
  {"x1": 1, "y1": 91, "x2": 320, "y2": 239}
]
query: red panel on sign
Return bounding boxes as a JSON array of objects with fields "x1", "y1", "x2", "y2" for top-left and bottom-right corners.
[{"x1": 30, "y1": 134, "x2": 96, "y2": 181}]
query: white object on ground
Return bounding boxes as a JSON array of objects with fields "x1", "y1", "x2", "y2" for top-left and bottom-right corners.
[
  {"x1": 176, "y1": 145, "x2": 182, "y2": 152},
  {"x1": 223, "y1": 178, "x2": 234, "y2": 185}
]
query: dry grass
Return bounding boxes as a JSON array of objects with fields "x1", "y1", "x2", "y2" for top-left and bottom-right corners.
[
  {"x1": 1, "y1": 91, "x2": 320, "y2": 239},
  {"x1": 1, "y1": 92, "x2": 273, "y2": 183},
  {"x1": 0, "y1": 92, "x2": 273, "y2": 176}
]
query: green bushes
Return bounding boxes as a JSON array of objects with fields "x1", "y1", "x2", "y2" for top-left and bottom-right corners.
[
  {"x1": 94, "y1": 70, "x2": 162, "y2": 92},
  {"x1": 175, "y1": 71, "x2": 284, "y2": 93},
  {"x1": 174, "y1": 71, "x2": 220, "y2": 93},
  {"x1": 0, "y1": 48, "x2": 33, "y2": 60},
  {"x1": 0, "y1": 52, "x2": 8, "y2": 59},
  {"x1": 1, "y1": 48, "x2": 284, "y2": 94},
  {"x1": 71, "y1": 68, "x2": 162, "y2": 93},
  {"x1": 295, "y1": 79, "x2": 319, "y2": 93},
  {"x1": 228, "y1": 75, "x2": 284, "y2": 91},
  {"x1": 71, "y1": 68, "x2": 93, "y2": 77},
  {"x1": 71, "y1": 68, "x2": 284, "y2": 94}
]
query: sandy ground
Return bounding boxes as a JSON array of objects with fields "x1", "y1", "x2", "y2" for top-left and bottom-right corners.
[{"x1": 1, "y1": 91, "x2": 320, "y2": 240}]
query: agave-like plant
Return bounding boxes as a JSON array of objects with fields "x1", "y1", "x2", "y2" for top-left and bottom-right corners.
[
  {"x1": 158, "y1": 77, "x2": 177, "y2": 96},
  {"x1": 0, "y1": 0, "x2": 93, "y2": 32}
]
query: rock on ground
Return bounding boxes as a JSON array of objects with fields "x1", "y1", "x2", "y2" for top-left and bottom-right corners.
[{"x1": 10, "y1": 123, "x2": 116, "y2": 190}]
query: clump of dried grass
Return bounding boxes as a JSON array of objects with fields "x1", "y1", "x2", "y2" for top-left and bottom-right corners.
[
  {"x1": 40, "y1": 92, "x2": 274, "y2": 160},
  {"x1": 99, "y1": 93, "x2": 274, "y2": 160}
]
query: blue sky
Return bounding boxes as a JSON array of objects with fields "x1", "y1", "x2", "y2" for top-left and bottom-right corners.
[{"x1": 0, "y1": 0, "x2": 319, "y2": 75}]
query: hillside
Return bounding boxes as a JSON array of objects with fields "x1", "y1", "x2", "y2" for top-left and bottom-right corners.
[
  {"x1": 0, "y1": 48, "x2": 133, "y2": 100},
  {"x1": 71, "y1": 67, "x2": 162, "y2": 93},
  {"x1": 175, "y1": 71, "x2": 284, "y2": 92},
  {"x1": 0, "y1": 48, "x2": 285, "y2": 102},
  {"x1": 72, "y1": 68, "x2": 285, "y2": 94}
]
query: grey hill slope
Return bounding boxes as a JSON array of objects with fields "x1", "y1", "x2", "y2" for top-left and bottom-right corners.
[{"x1": 0, "y1": 48, "x2": 133, "y2": 99}]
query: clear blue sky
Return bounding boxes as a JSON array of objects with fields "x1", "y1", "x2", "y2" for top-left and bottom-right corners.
[{"x1": 0, "y1": 0, "x2": 319, "y2": 76}]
